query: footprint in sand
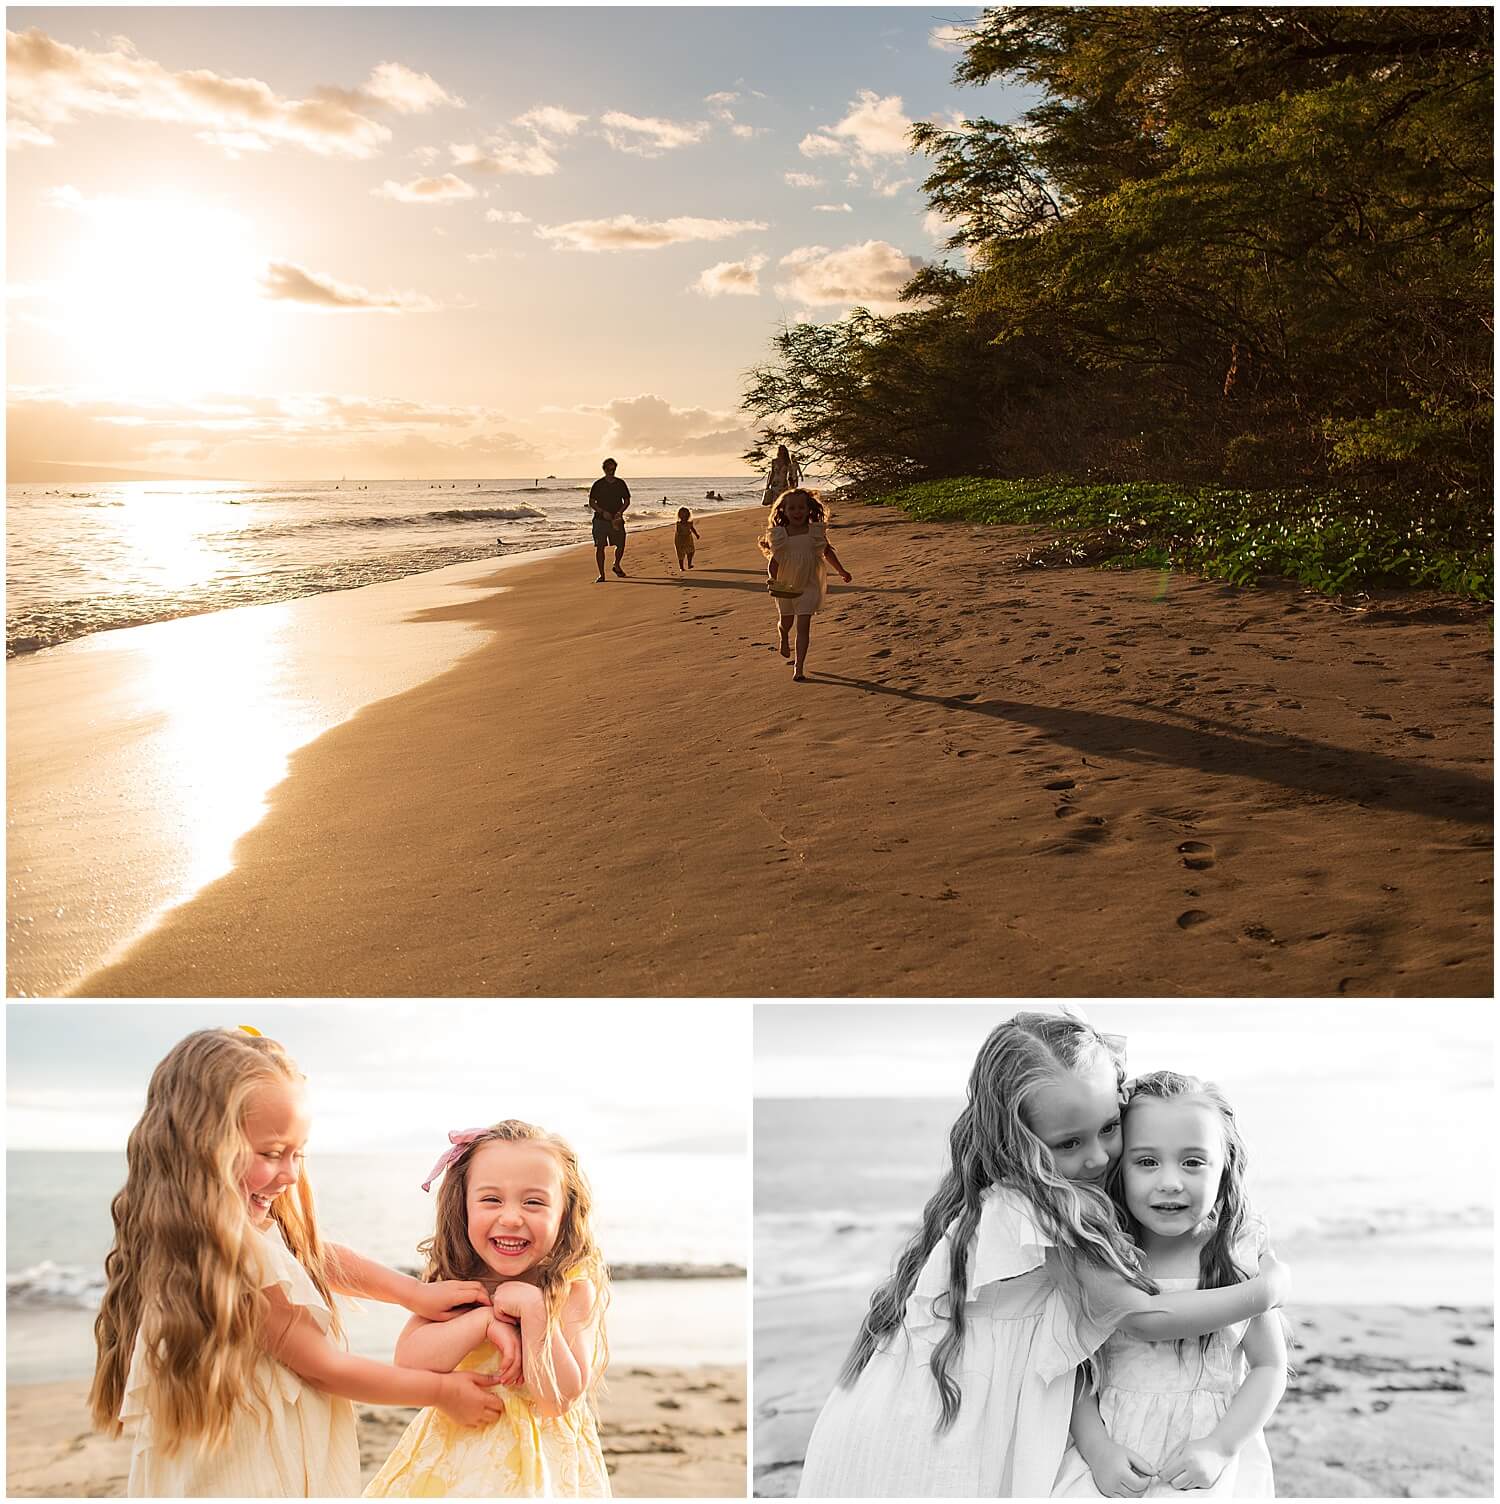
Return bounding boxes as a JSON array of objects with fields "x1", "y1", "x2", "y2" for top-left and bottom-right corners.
[
  {"x1": 1044, "y1": 778, "x2": 1076, "y2": 790},
  {"x1": 1176, "y1": 909, "x2": 1213, "y2": 929}
]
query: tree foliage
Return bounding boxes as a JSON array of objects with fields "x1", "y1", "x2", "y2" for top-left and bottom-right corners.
[{"x1": 742, "y1": 7, "x2": 1492, "y2": 502}]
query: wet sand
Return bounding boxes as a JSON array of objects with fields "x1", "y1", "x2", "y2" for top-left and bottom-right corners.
[
  {"x1": 754, "y1": 1288, "x2": 1493, "y2": 1497},
  {"x1": 5, "y1": 1365, "x2": 746, "y2": 1498},
  {"x1": 56, "y1": 502, "x2": 1491, "y2": 997}
]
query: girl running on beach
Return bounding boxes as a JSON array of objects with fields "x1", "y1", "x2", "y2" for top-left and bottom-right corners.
[
  {"x1": 797, "y1": 1013, "x2": 1291, "y2": 1499},
  {"x1": 365, "y1": 1120, "x2": 611, "y2": 1498},
  {"x1": 89, "y1": 1028, "x2": 504, "y2": 1497},
  {"x1": 761, "y1": 488, "x2": 851, "y2": 681},
  {"x1": 1053, "y1": 1072, "x2": 1287, "y2": 1498}
]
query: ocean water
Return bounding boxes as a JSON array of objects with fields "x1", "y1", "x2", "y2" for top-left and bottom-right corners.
[
  {"x1": 8, "y1": 1149, "x2": 747, "y2": 1379},
  {"x1": 755, "y1": 1085, "x2": 1494, "y2": 1309},
  {"x1": 5, "y1": 475, "x2": 771, "y2": 655}
]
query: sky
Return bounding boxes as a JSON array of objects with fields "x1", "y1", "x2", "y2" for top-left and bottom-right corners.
[
  {"x1": 753, "y1": 1000, "x2": 1495, "y2": 1098},
  {"x1": 6, "y1": 6, "x2": 1029, "y2": 480},
  {"x1": 6, "y1": 1001, "x2": 751, "y2": 1154}
]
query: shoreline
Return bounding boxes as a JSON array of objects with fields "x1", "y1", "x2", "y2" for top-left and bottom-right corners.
[
  {"x1": 754, "y1": 1296, "x2": 1493, "y2": 1498},
  {"x1": 4, "y1": 1365, "x2": 747, "y2": 1498},
  {"x1": 12, "y1": 501, "x2": 1490, "y2": 997}
]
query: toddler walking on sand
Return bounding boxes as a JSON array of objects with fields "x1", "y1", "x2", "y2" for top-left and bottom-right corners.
[
  {"x1": 761, "y1": 489, "x2": 850, "y2": 682},
  {"x1": 675, "y1": 508, "x2": 700, "y2": 571}
]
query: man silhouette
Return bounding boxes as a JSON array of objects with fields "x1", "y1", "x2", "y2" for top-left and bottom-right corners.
[{"x1": 589, "y1": 457, "x2": 630, "y2": 581}]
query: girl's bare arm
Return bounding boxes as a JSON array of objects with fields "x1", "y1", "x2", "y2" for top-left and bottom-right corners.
[
  {"x1": 493, "y1": 1280, "x2": 600, "y2": 1418},
  {"x1": 325, "y1": 1244, "x2": 488, "y2": 1320},
  {"x1": 1075, "y1": 1253, "x2": 1290, "y2": 1342},
  {"x1": 261, "y1": 1293, "x2": 503, "y2": 1424},
  {"x1": 1205, "y1": 1312, "x2": 1288, "y2": 1452},
  {"x1": 392, "y1": 1306, "x2": 494, "y2": 1372},
  {"x1": 823, "y1": 543, "x2": 851, "y2": 580}
]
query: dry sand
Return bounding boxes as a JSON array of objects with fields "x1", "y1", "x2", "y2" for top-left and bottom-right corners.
[
  {"x1": 754, "y1": 1289, "x2": 1493, "y2": 1498},
  {"x1": 68, "y1": 503, "x2": 1491, "y2": 997},
  {"x1": 5, "y1": 1364, "x2": 745, "y2": 1498}
]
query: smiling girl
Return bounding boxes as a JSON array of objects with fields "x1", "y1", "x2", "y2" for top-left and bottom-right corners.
[
  {"x1": 364, "y1": 1120, "x2": 611, "y2": 1498},
  {"x1": 89, "y1": 1029, "x2": 505, "y2": 1497},
  {"x1": 797, "y1": 1015, "x2": 1291, "y2": 1498},
  {"x1": 1052, "y1": 1071, "x2": 1288, "y2": 1498}
]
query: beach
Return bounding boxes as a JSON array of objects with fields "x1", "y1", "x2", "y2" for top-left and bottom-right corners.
[
  {"x1": 5, "y1": 1365, "x2": 746, "y2": 1498},
  {"x1": 12, "y1": 500, "x2": 1489, "y2": 997},
  {"x1": 752, "y1": 1287, "x2": 1493, "y2": 1498}
]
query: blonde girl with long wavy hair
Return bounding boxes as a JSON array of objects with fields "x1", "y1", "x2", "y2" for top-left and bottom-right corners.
[
  {"x1": 90, "y1": 1028, "x2": 507, "y2": 1497},
  {"x1": 759, "y1": 488, "x2": 851, "y2": 680},
  {"x1": 797, "y1": 1012, "x2": 1292, "y2": 1499},
  {"x1": 365, "y1": 1120, "x2": 612, "y2": 1498}
]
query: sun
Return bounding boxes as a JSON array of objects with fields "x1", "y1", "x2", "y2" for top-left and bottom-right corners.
[{"x1": 53, "y1": 194, "x2": 272, "y2": 397}]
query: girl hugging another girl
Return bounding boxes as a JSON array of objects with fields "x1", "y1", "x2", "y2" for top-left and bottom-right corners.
[
  {"x1": 365, "y1": 1120, "x2": 610, "y2": 1499},
  {"x1": 797, "y1": 1013, "x2": 1290, "y2": 1499},
  {"x1": 90, "y1": 1029, "x2": 505, "y2": 1498}
]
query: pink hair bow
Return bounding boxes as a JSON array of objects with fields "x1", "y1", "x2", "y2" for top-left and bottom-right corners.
[{"x1": 422, "y1": 1128, "x2": 489, "y2": 1192}]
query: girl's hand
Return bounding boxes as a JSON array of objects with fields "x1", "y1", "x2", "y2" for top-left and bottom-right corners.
[
  {"x1": 839, "y1": 568, "x2": 852, "y2": 583},
  {"x1": 1159, "y1": 1437, "x2": 1233, "y2": 1490},
  {"x1": 492, "y1": 1281, "x2": 544, "y2": 1321},
  {"x1": 487, "y1": 1318, "x2": 524, "y2": 1387},
  {"x1": 1257, "y1": 1251, "x2": 1291, "y2": 1308},
  {"x1": 435, "y1": 1370, "x2": 505, "y2": 1426},
  {"x1": 1088, "y1": 1442, "x2": 1156, "y2": 1497},
  {"x1": 409, "y1": 1279, "x2": 491, "y2": 1322}
]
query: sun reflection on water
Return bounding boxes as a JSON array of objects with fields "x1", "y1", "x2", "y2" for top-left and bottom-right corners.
[{"x1": 128, "y1": 602, "x2": 318, "y2": 900}]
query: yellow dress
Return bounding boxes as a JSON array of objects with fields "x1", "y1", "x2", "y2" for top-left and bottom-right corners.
[
  {"x1": 363, "y1": 1339, "x2": 609, "y2": 1499},
  {"x1": 121, "y1": 1222, "x2": 360, "y2": 1497}
]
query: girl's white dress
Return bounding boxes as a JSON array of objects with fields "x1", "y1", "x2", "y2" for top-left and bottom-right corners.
[
  {"x1": 798, "y1": 1187, "x2": 1116, "y2": 1498},
  {"x1": 1052, "y1": 1225, "x2": 1274, "y2": 1498},
  {"x1": 121, "y1": 1221, "x2": 359, "y2": 1497},
  {"x1": 768, "y1": 524, "x2": 829, "y2": 616}
]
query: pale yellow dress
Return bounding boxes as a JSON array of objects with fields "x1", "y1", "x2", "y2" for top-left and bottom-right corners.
[
  {"x1": 363, "y1": 1337, "x2": 609, "y2": 1498},
  {"x1": 121, "y1": 1221, "x2": 359, "y2": 1497}
]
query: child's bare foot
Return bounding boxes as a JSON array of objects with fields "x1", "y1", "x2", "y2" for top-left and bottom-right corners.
[
  {"x1": 778, "y1": 639, "x2": 792, "y2": 659},
  {"x1": 595, "y1": 574, "x2": 605, "y2": 583},
  {"x1": 792, "y1": 670, "x2": 808, "y2": 682},
  {"x1": 613, "y1": 565, "x2": 627, "y2": 577}
]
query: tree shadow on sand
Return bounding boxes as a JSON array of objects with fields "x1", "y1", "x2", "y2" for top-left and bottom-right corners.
[{"x1": 814, "y1": 672, "x2": 1492, "y2": 826}]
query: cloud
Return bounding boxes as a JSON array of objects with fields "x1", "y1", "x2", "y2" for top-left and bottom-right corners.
[
  {"x1": 799, "y1": 132, "x2": 844, "y2": 159},
  {"x1": 692, "y1": 254, "x2": 766, "y2": 297},
  {"x1": 784, "y1": 171, "x2": 823, "y2": 189},
  {"x1": 359, "y1": 61, "x2": 462, "y2": 114},
  {"x1": 831, "y1": 90, "x2": 913, "y2": 157},
  {"x1": 536, "y1": 214, "x2": 766, "y2": 252},
  {"x1": 599, "y1": 111, "x2": 709, "y2": 156},
  {"x1": 374, "y1": 173, "x2": 476, "y2": 203},
  {"x1": 704, "y1": 91, "x2": 739, "y2": 106},
  {"x1": 585, "y1": 393, "x2": 753, "y2": 457},
  {"x1": 450, "y1": 136, "x2": 558, "y2": 175},
  {"x1": 730, "y1": 123, "x2": 760, "y2": 140},
  {"x1": 6, "y1": 386, "x2": 544, "y2": 480},
  {"x1": 6, "y1": 26, "x2": 400, "y2": 158},
  {"x1": 514, "y1": 104, "x2": 586, "y2": 137},
  {"x1": 929, "y1": 23, "x2": 971, "y2": 52},
  {"x1": 775, "y1": 240, "x2": 924, "y2": 314},
  {"x1": 260, "y1": 261, "x2": 441, "y2": 312},
  {"x1": 484, "y1": 208, "x2": 531, "y2": 225},
  {"x1": 813, "y1": 202, "x2": 853, "y2": 213}
]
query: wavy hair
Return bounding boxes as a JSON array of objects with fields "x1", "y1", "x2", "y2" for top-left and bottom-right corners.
[
  {"x1": 89, "y1": 1029, "x2": 337, "y2": 1456},
  {"x1": 420, "y1": 1120, "x2": 610, "y2": 1401},
  {"x1": 839, "y1": 1012, "x2": 1154, "y2": 1428}
]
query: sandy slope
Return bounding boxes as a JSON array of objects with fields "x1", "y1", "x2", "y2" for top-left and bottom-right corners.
[
  {"x1": 70, "y1": 503, "x2": 1491, "y2": 997},
  {"x1": 5, "y1": 1365, "x2": 745, "y2": 1498}
]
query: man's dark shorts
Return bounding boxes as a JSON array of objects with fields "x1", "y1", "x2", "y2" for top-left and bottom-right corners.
[{"x1": 592, "y1": 513, "x2": 625, "y2": 549}]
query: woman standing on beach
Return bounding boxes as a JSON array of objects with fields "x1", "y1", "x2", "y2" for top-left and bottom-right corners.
[
  {"x1": 762, "y1": 489, "x2": 851, "y2": 682},
  {"x1": 365, "y1": 1120, "x2": 611, "y2": 1498},
  {"x1": 762, "y1": 443, "x2": 801, "y2": 505},
  {"x1": 89, "y1": 1028, "x2": 505, "y2": 1496}
]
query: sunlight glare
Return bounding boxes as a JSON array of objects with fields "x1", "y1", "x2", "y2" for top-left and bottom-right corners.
[{"x1": 55, "y1": 197, "x2": 270, "y2": 397}]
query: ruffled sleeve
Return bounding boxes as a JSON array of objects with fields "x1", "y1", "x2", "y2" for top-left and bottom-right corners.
[
  {"x1": 767, "y1": 525, "x2": 789, "y2": 556},
  {"x1": 809, "y1": 521, "x2": 829, "y2": 548},
  {"x1": 247, "y1": 1223, "x2": 336, "y2": 1400},
  {"x1": 903, "y1": 1188, "x2": 1111, "y2": 1383},
  {"x1": 1233, "y1": 1209, "x2": 1272, "y2": 1275}
]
